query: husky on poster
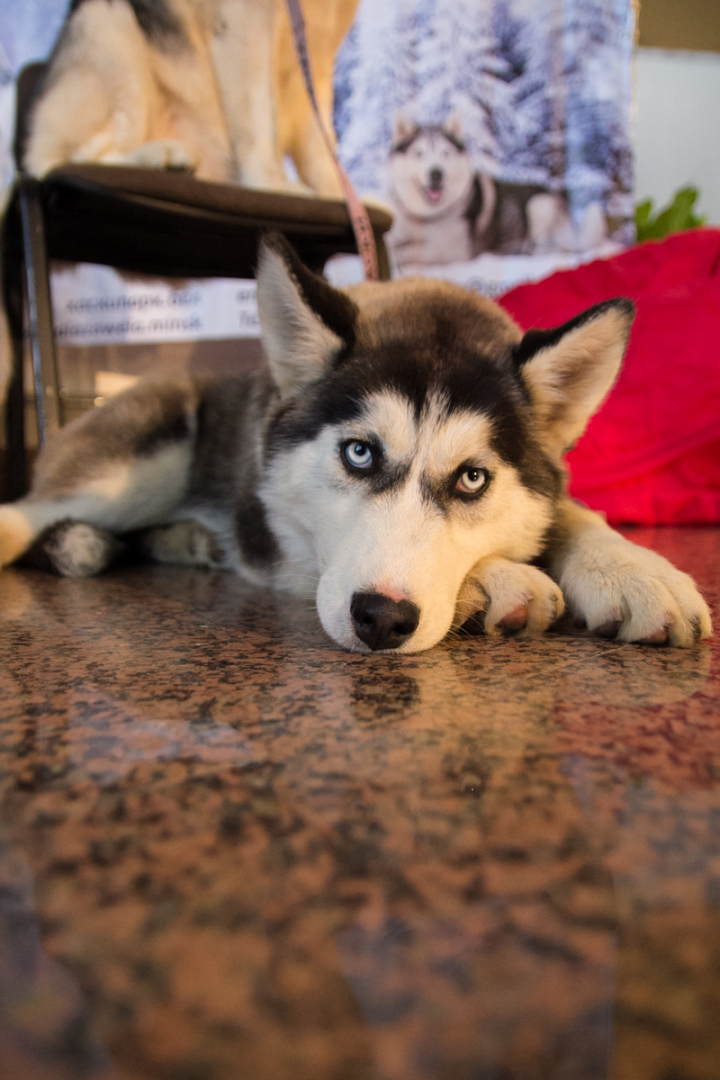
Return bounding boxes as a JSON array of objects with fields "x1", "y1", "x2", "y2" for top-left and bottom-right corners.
[{"x1": 333, "y1": 0, "x2": 635, "y2": 294}]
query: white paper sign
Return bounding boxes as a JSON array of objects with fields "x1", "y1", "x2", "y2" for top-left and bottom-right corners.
[{"x1": 50, "y1": 263, "x2": 261, "y2": 346}]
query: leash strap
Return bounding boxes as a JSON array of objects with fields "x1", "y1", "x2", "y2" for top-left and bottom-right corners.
[{"x1": 283, "y1": 0, "x2": 379, "y2": 280}]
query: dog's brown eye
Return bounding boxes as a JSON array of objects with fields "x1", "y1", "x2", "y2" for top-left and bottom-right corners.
[{"x1": 456, "y1": 467, "x2": 489, "y2": 495}]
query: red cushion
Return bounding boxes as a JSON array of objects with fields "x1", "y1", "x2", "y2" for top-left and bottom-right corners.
[{"x1": 499, "y1": 230, "x2": 720, "y2": 524}]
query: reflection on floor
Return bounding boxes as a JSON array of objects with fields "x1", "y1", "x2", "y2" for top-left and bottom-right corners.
[{"x1": 0, "y1": 526, "x2": 718, "y2": 1080}]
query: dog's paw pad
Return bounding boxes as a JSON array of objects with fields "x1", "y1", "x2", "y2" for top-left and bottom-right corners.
[
  {"x1": 496, "y1": 604, "x2": 529, "y2": 634},
  {"x1": 637, "y1": 626, "x2": 670, "y2": 646}
]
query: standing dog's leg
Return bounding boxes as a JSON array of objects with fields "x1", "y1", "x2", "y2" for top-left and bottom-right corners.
[
  {"x1": 547, "y1": 498, "x2": 712, "y2": 647},
  {"x1": 0, "y1": 382, "x2": 198, "y2": 576},
  {"x1": 274, "y1": 0, "x2": 360, "y2": 199},
  {"x1": 211, "y1": 0, "x2": 291, "y2": 190},
  {"x1": 24, "y1": 0, "x2": 154, "y2": 177}
]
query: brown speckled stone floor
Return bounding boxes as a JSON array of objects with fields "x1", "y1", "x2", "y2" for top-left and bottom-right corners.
[{"x1": 0, "y1": 526, "x2": 719, "y2": 1080}]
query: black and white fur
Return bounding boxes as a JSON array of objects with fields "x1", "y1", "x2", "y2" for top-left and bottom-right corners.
[{"x1": 0, "y1": 236, "x2": 711, "y2": 652}]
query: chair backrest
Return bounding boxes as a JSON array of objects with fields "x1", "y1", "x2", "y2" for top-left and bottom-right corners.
[{"x1": 14, "y1": 62, "x2": 47, "y2": 173}]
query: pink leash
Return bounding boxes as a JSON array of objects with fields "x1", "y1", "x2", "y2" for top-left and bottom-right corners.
[{"x1": 283, "y1": 0, "x2": 379, "y2": 281}]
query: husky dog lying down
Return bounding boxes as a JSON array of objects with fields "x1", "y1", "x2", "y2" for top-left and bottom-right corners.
[{"x1": 0, "y1": 237, "x2": 711, "y2": 652}]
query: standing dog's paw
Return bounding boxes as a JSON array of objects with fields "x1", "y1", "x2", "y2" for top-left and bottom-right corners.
[
  {"x1": 560, "y1": 535, "x2": 712, "y2": 647},
  {"x1": 456, "y1": 557, "x2": 565, "y2": 637},
  {"x1": 122, "y1": 140, "x2": 198, "y2": 172}
]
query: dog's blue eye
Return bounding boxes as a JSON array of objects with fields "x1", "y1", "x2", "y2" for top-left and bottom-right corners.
[
  {"x1": 456, "y1": 467, "x2": 489, "y2": 495},
  {"x1": 343, "y1": 441, "x2": 374, "y2": 470}
]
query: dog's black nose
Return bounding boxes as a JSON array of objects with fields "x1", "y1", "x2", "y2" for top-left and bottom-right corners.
[
  {"x1": 351, "y1": 592, "x2": 420, "y2": 651},
  {"x1": 429, "y1": 168, "x2": 443, "y2": 189}
]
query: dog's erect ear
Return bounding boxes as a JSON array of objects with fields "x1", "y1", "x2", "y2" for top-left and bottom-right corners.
[
  {"x1": 256, "y1": 234, "x2": 357, "y2": 399},
  {"x1": 444, "y1": 110, "x2": 464, "y2": 144},
  {"x1": 513, "y1": 298, "x2": 635, "y2": 458},
  {"x1": 393, "y1": 110, "x2": 417, "y2": 147}
]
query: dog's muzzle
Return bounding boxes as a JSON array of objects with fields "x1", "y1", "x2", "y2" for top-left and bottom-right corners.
[{"x1": 350, "y1": 592, "x2": 420, "y2": 651}]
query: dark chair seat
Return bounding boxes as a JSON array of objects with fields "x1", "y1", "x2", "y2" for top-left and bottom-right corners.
[{"x1": 6, "y1": 163, "x2": 392, "y2": 279}]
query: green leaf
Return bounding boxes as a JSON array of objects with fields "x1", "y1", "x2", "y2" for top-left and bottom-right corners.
[{"x1": 635, "y1": 186, "x2": 706, "y2": 242}]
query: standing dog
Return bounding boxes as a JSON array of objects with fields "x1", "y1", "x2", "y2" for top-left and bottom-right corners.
[
  {"x1": 386, "y1": 113, "x2": 607, "y2": 269},
  {"x1": 0, "y1": 235, "x2": 711, "y2": 652},
  {"x1": 23, "y1": 0, "x2": 358, "y2": 197}
]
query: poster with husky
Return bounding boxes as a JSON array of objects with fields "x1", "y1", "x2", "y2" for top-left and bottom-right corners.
[
  {"x1": 0, "y1": 0, "x2": 635, "y2": 321},
  {"x1": 334, "y1": 0, "x2": 635, "y2": 293}
]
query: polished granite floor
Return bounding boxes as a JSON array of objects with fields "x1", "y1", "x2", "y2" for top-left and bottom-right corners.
[{"x1": 0, "y1": 526, "x2": 719, "y2": 1080}]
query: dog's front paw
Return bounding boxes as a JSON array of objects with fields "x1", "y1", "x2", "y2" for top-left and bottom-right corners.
[
  {"x1": 123, "y1": 140, "x2": 197, "y2": 172},
  {"x1": 457, "y1": 557, "x2": 565, "y2": 637},
  {"x1": 560, "y1": 534, "x2": 712, "y2": 647}
]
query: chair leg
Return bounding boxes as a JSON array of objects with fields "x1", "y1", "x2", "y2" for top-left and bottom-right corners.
[
  {"x1": 18, "y1": 176, "x2": 63, "y2": 444},
  {"x1": 2, "y1": 239, "x2": 27, "y2": 501}
]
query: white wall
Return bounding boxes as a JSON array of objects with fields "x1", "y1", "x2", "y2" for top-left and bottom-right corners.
[{"x1": 635, "y1": 47, "x2": 720, "y2": 225}]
